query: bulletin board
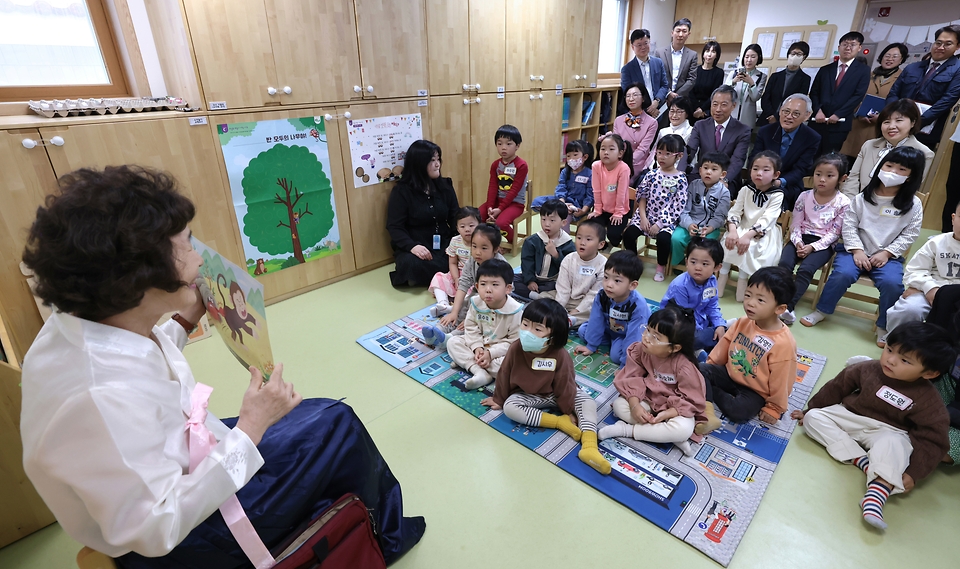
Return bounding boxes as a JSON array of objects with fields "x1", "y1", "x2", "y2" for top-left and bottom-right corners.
[
  {"x1": 859, "y1": 1, "x2": 960, "y2": 67},
  {"x1": 750, "y1": 25, "x2": 839, "y2": 83}
]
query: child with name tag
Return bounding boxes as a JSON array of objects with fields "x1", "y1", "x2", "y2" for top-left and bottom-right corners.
[
  {"x1": 574, "y1": 251, "x2": 650, "y2": 367},
  {"x1": 792, "y1": 322, "x2": 955, "y2": 531},
  {"x1": 587, "y1": 133, "x2": 634, "y2": 249},
  {"x1": 480, "y1": 125, "x2": 529, "y2": 242},
  {"x1": 670, "y1": 152, "x2": 731, "y2": 265},
  {"x1": 778, "y1": 153, "x2": 852, "y2": 325},
  {"x1": 553, "y1": 219, "x2": 608, "y2": 328},
  {"x1": 481, "y1": 299, "x2": 610, "y2": 475},
  {"x1": 698, "y1": 267, "x2": 798, "y2": 432},
  {"x1": 884, "y1": 200, "x2": 960, "y2": 340},
  {"x1": 532, "y1": 139, "x2": 594, "y2": 230},
  {"x1": 430, "y1": 224, "x2": 506, "y2": 336},
  {"x1": 429, "y1": 207, "x2": 481, "y2": 317},
  {"x1": 513, "y1": 199, "x2": 576, "y2": 300},
  {"x1": 442, "y1": 259, "x2": 522, "y2": 389},
  {"x1": 717, "y1": 151, "x2": 785, "y2": 302},
  {"x1": 599, "y1": 305, "x2": 708, "y2": 456},
  {"x1": 661, "y1": 238, "x2": 727, "y2": 353},
  {"x1": 801, "y1": 147, "x2": 926, "y2": 347},
  {"x1": 622, "y1": 134, "x2": 689, "y2": 282}
]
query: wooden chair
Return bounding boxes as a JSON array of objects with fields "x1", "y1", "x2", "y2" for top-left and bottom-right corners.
[{"x1": 500, "y1": 178, "x2": 534, "y2": 252}]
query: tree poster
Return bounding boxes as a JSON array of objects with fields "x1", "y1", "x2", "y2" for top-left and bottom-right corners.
[
  {"x1": 192, "y1": 238, "x2": 275, "y2": 380},
  {"x1": 346, "y1": 113, "x2": 422, "y2": 187},
  {"x1": 217, "y1": 116, "x2": 341, "y2": 276}
]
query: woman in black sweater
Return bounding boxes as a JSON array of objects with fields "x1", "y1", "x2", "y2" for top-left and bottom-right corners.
[
  {"x1": 386, "y1": 139, "x2": 460, "y2": 287},
  {"x1": 690, "y1": 41, "x2": 725, "y2": 124}
]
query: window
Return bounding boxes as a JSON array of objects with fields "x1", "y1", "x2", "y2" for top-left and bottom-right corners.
[
  {"x1": 598, "y1": 0, "x2": 630, "y2": 74},
  {"x1": 0, "y1": 0, "x2": 128, "y2": 101}
]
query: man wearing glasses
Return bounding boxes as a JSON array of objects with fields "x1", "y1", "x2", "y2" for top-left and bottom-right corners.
[
  {"x1": 886, "y1": 25, "x2": 960, "y2": 149},
  {"x1": 751, "y1": 94, "x2": 821, "y2": 210},
  {"x1": 810, "y1": 32, "x2": 871, "y2": 154}
]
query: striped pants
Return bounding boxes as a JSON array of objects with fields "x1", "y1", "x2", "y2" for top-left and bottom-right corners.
[{"x1": 502, "y1": 389, "x2": 597, "y2": 432}]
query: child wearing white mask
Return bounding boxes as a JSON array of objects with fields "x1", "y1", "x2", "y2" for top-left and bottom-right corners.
[
  {"x1": 481, "y1": 299, "x2": 609, "y2": 475},
  {"x1": 531, "y1": 139, "x2": 594, "y2": 231},
  {"x1": 801, "y1": 147, "x2": 927, "y2": 346}
]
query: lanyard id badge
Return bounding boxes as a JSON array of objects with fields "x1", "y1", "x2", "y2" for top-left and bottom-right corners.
[{"x1": 432, "y1": 234, "x2": 441, "y2": 249}]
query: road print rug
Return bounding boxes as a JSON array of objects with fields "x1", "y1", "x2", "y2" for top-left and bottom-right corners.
[{"x1": 357, "y1": 303, "x2": 825, "y2": 566}]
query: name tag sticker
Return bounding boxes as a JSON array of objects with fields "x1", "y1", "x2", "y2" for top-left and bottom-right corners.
[
  {"x1": 456, "y1": 247, "x2": 470, "y2": 258},
  {"x1": 819, "y1": 211, "x2": 834, "y2": 221},
  {"x1": 575, "y1": 175, "x2": 589, "y2": 184},
  {"x1": 753, "y1": 335, "x2": 773, "y2": 352},
  {"x1": 881, "y1": 206, "x2": 902, "y2": 218},
  {"x1": 477, "y1": 313, "x2": 495, "y2": 323},
  {"x1": 654, "y1": 371, "x2": 677, "y2": 384},
  {"x1": 607, "y1": 183, "x2": 617, "y2": 192},
  {"x1": 532, "y1": 357, "x2": 557, "y2": 371},
  {"x1": 876, "y1": 385, "x2": 913, "y2": 410},
  {"x1": 579, "y1": 265, "x2": 596, "y2": 275},
  {"x1": 504, "y1": 165, "x2": 517, "y2": 176},
  {"x1": 702, "y1": 287, "x2": 718, "y2": 300},
  {"x1": 610, "y1": 308, "x2": 630, "y2": 320}
]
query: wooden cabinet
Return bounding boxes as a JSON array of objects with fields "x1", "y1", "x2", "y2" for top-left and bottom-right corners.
[
  {"x1": 355, "y1": 0, "x2": 428, "y2": 100},
  {"x1": 429, "y1": 96, "x2": 474, "y2": 206},
  {"x1": 504, "y1": 0, "x2": 542, "y2": 92},
  {"x1": 0, "y1": 129, "x2": 56, "y2": 366},
  {"x1": 676, "y1": 0, "x2": 746, "y2": 44},
  {"x1": 467, "y1": 95, "x2": 507, "y2": 207},
  {"x1": 504, "y1": 90, "x2": 563, "y2": 200},
  {"x1": 562, "y1": 0, "x2": 603, "y2": 89},
  {"x1": 425, "y1": 0, "x2": 506, "y2": 96}
]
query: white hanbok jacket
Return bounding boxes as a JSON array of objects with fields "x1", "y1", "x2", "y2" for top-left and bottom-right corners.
[{"x1": 20, "y1": 312, "x2": 263, "y2": 557}]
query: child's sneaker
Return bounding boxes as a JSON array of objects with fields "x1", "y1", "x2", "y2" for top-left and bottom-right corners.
[
  {"x1": 429, "y1": 303, "x2": 451, "y2": 318},
  {"x1": 780, "y1": 309, "x2": 796, "y2": 325},
  {"x1": 695, "y1": 349, "x2": 708, "y2": 364},
  {"x1": 876, "y1": 328, "x2": 888, "y2": 348},
  {"x1": 529, "y1": 291, "x2": 541, "y2": 300},
  {"x1": 654, "y1": 266, "x2": 665, "y2": 282},
  {"x1": 800, "y1": 311, "x2": 826, "y2": 327},
  {"x1": 569, "y1": 315, "x2": 581, "y2": 328},
  {"x1": 421, "y1": 325, "x2": 446, "y2": 347}
]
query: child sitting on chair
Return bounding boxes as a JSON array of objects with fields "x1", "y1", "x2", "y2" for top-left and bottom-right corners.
[
  {"x1": 661, "y1": 237, "x2": 727, "y2": 353},
  {"x1": 440, "y1": 259, "x2": 522, "y2": 389},
  {"x1": 574, "y1": 250, "x2": 650, "y2": 367},
  {"x1": 698, "y1": 267, "x2": 798, "y2": 432},
  {"x1": 792, "y1": 322, "x2": 954, "y2": 531},
  {"x1": 513, "y1": 199, "x2": 576, "y2": 299},
  {"x1": 532, "y1": 139, "x2": 594, "y2": 230},
  {"x1": 480, "y1": 124, "x2": 528, "y2": 243},
  {"x1": 553, "y1": 219, "x2": 607, "y2": 328},
  {"x1": 885, "y1": 200, "x2": 960, "y2": 335},
  {"x1": 670, "y1": 152, "x2": 731, "y2": 266},
  {"x1": 481, "y1": 298, "x2": 610, "y2": 475}
]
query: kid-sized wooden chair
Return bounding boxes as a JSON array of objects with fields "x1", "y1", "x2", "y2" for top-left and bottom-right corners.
[{"x1": 500, "y1": 178, "x2": 534, "y2": 253}]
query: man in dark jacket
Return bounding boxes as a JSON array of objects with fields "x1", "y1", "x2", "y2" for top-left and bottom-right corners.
[
  {"x1": 751, "y1": 94, "x2": 821, "y2": 210},
  {"x1": 810, "y1": 32, "x2": 870, "y2": 154}
]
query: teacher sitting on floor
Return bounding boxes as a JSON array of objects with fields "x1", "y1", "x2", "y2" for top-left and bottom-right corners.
[
  {"x1": 386, "y1": 139, "x2": 460, "y2": 288},
  {"x1": 20, "y1": 166, "x2": 425, "y2": 568}
]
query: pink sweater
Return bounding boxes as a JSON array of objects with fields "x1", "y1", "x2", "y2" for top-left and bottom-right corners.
[
  {"x1": 613, "y1": 342, "x2": 707, "y2": 421},
  {"x1": 591, "y1": 160, "x2": 631, "y2": 217}
]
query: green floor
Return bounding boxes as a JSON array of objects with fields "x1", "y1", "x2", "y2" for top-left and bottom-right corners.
[{"x1": 3, "y1": 240, "x2": 959, "y2": 569}]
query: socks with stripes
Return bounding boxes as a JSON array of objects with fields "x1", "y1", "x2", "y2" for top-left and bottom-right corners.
[
  {"x1": 853, "y1": 455, "x2": 870, "y2": 474},
  {"x1": 861, "y1": 480, "x2": 891, "y2": 530},
  {"x1": 539, "y1": 413, "x2": 582, "y2": 442},
  {"x1": 578, "y1": 431, "x2": 611, "y2": 475}
]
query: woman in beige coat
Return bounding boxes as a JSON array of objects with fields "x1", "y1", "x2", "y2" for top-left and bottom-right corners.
[
  {"x1": 840, "y1": 43, "x2": 907, "y2": 158},
  {"x1": 841, "y1": 98, "x2": 934, "y2": 199}
]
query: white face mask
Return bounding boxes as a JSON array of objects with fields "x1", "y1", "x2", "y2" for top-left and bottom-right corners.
[
  {"x1": 877, "y1": 170, "x2": 908, "y2": 188},
  {"x1": 787, "y1": 55, "x2": 804, "y2": 67},
  {"x1": 567, "y1": 157, "x2": 584, "y2": 170}
]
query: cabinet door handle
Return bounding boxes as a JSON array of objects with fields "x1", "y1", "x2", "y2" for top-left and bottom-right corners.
[
  {"x1": 538, "y1": 94, "x2": 543, "y2": 99},
  {"x1": 267, "y1": 86, "x2": 277, "y2": 95},
  {"x1": 354, "y1": 85, "x2": 362, "y2": 93},
  {"x1": 323, "y1": 111, "x2": 352, "y2": 120},
  {"x1": 21, "y1": 138, "x2": 38, "y2": 149},
  {"x1": 22, "y1": 136, "x2": 64, "y2": 148},
  {"x1": 529, "y1": 94, "x2": 535, "y2": 100},
  {"x1": 530, "y1": 74, "x2": 536, "y2": 81},
  {"x1": 366, "y1": 85, "x2": 374, "y2": 93},
  {"x1": 574, "y1": 74, "x2": 581, "y2": 80},
  {"x1": 50, "y1": 136, "x2": 64, "y2": 146},
  {"x1": 282, "y1": 86, "x2": 292, "y2": 95}
]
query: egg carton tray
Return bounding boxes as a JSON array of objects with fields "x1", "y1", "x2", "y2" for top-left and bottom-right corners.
[{"x1": 28, "y1": 97, "x2": 190, "y2": 118}]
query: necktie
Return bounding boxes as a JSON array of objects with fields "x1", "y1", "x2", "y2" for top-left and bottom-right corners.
[
  {"x1": 916, "y1": 62, "x2": 941, "y2": 95},
  {"x1": 715, "y1": 124, "x2": 723, "y2": 148},
  {"x1": 835, "y1": 63, "x2": 847, "y2": 88},
  {"x1": 780, "y1": 131, "x2": 792, "y2": 157}
]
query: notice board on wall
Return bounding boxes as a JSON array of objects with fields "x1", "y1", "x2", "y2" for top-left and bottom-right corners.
[{"x1": 749, "y1": 25, "x2": 838, "y2": 88}]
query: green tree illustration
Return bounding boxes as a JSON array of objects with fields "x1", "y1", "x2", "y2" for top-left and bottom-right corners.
[{"x1": 241, "y1": 144, "x2": 334, "y2": 265}]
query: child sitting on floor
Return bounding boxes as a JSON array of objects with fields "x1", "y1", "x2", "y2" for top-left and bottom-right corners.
[
  {"x1": 885, "y1": 200, "x2": 960, "y2": 334},
  {"x1": 429, "y1": 206, "x2": 481, "y2": 317},
  {"x1": 661, "y1": 237, "x2": 727, "y2": 353},
  {"x1": 670, "y1": 152, "x2": 731, "y2": 265},
  {"x1": 574, "y1": 250, "x2": 650, "y2": 367},
  {"x1": 438, "y1": 259, "x2": 522, "y2": 389},
  {"x1": 699, "y1": 266, "x2": 798, "y2": 432},
  {"x1": 552, "y1": 219, "x2": 607, "y2": 328},
  {"x1": 514, "y1": 199, "x2": 576, "y2": 299},
  {"x1": 532, "y1": 139, "x2": 594, "y2": 229},
  {"x1": 718, "y1": 151, "x2": 785, "y2": 301},
  {"x1": 481, "y1": 299, "x2": 610, "y2": 475},
  {"x1": 792, "y1": 322, "x2": 955, "y2": 531},
  {"x1": 599, "y1": 305, "x2": 707, "y2": 456},
  {"x1": 434, "y1": 224, "x2": 506, "y2": 332}
]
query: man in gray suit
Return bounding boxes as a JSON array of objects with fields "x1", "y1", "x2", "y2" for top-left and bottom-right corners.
[
  {"x1": 687, "y1": 85, "x2": 752, "y2": 195},
  {"x1": 656, "y1": 18, "x2": 699, "y2": 106}
]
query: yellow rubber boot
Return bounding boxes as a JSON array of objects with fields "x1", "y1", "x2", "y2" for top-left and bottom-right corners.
[
  {"x1": 540, "y1": 413, "x2": 582, "y2": 441},
  {"x1": 695, "y1": 402, "x2": 722, "y2": 435},
  {"x1": 578, "y1": 431, "x2": 611, "y2": 475}
]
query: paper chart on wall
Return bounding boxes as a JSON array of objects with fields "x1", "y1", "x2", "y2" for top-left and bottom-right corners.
[
  {"x1": 807, "y1": 31, "x2": 831, "y2": 59},
  {"x1": 346, "y1": 113, "x2": 423, "y2": 188},
  {"x1": 778, "y1": 32, "x2": 803, "y2": 59},
  {"x1": 930, "y1": 23, "x2": 952, "y2": 42},
  {"x1": 887, "y1": 25, "x2": 909, "y2": 44},
  {"x1": 906, "y1": 25, "x2": 929, "y2": 46},
  {"x1": 870, "y1": 22, "x2": 892, "y2": 43},
  {"x1": 756, "y1": 33, "x2": 776, "y2": 61}
]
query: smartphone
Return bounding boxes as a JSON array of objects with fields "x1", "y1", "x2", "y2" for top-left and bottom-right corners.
[{"x1": 737, "y1": 67, "x2": 746, "y2": 76}]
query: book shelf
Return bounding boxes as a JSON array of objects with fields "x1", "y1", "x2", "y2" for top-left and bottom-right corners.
[{"x1": 559, "y1": 87, "x2": 620, "y2": 167}]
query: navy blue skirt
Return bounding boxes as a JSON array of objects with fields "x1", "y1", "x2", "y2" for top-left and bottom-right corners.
[{"x1": 118, "y1": 399, "x2": 425, "y2": 568}]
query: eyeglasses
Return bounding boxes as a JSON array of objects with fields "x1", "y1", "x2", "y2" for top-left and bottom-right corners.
[
  {"x1": 839, "y1": 41, "x2": 860, "y2": 48},
  {"x1": 641, "y1": 327, "x2": 671, "y2": 345},
  {"x1": 779, "y1": 109, "x2": 804, "y2": 119},
  {"x1": 934, "y1": 40, "x2": 957, "y2": 48},
  {"x1": 668, "y1": 108, "x2": 686, "y2": 115},
  {"x1": 625, "y1": 93, "x2": 644, "y2": 100}
]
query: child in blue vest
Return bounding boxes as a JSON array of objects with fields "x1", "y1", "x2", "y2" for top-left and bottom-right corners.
[{"x1": 661, "y1": 238, "x2": 728, "y2": 354}]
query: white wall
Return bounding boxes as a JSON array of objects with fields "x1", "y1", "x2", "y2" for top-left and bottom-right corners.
[
  {"x1": 739, "y1": 0, "x2": 861, "y2": 58},
  {"x1": 642, "y1": 0, "x2": 678, "y2": 54}
]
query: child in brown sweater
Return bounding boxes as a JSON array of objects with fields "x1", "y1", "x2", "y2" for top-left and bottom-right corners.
[
  {"x1": 792, "y1": 322, "x2": 956, "y2": 531},
  {"x1": 481, "y1": 299, "x2": 609, "y2": 475}
]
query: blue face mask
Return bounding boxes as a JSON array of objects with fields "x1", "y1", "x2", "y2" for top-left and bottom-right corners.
[{"x1": 519, "y1": 329, "x2": 550, "y2": 353}]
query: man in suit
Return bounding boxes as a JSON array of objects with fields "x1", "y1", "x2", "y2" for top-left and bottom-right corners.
[
  {"x1": 751, "y1": 94, "x2": 822, "y2": 210},
  {"x1": 687, "y1": 85, "x2": 752, "y2": 194},
  {"x1": 810, "y1": 31, "x2": 871, "y2": 154},
  {"x1": 655, "y1": 18, "x2": 699, "y2": 127},
  {"x1": 886, "y1": 25, "x2": 960, "y2": 148},
  {"x1": 760, "y1": 41, "x2": 812, "y2": 125},
  {"x1": 620, "y1": 28, "x2": 670, "y2": 119}
]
